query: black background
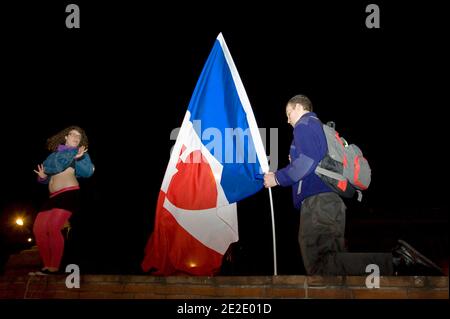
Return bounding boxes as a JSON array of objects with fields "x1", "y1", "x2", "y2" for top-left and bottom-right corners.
[{"x1": 0, "y1": 1, "x2": 447, "y2": 277}]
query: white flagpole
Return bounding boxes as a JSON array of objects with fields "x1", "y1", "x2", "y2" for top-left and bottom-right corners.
[{"x1": 268, "y1": 187, "x2": 278, "y2": 276}]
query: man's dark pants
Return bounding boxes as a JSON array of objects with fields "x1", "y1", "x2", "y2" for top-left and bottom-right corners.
[{"x1": 299, "y1": 192, "x2": 394, "y2": 275}]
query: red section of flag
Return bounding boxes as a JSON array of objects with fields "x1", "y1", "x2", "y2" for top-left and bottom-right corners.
[
  {"x1": 167, "y1": 150, "x2": 217, "y2": 210},
  {"x1": 141, "y1": 149, "x2": 224, "y2": 275},
  {"x1": 141, "y1": 190, "x2": 223, "y2": 276}
]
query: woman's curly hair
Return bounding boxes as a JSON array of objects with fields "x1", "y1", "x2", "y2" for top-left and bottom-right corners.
[{"x1": 46, "y1": 126, "x2": 89, "y2": 152}]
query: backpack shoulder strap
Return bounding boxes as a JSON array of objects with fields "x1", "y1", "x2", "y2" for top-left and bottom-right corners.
[{"x1": 315, "y1": 166, "x2": 346, "y2": 181}]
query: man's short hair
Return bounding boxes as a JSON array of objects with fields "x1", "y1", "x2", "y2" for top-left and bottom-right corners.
[{"x1": 287, "y1": 95, "x2": 313, "y2": 112}]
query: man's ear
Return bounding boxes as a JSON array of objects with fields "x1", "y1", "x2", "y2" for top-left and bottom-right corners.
[{"x1": 295, "y1": 103, "x2": 304, "y2": 111}]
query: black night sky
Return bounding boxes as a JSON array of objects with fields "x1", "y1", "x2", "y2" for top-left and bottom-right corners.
[{"x1": 0, "y1": 2, "x2": 447, "y2": 275}]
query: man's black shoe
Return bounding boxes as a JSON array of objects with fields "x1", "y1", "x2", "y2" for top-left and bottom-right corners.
[{"x1": 392, "y1": 239, "x2": 444, "y2": 276}]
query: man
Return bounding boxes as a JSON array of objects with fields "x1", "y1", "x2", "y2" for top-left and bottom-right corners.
[{"x1": 264, "y1": 95, "x2": 443, "y2": 276}]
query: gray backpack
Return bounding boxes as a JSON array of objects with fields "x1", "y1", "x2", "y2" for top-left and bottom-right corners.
[{"x1": 314, "y1": 120, "x2": 371, "y2": 201}]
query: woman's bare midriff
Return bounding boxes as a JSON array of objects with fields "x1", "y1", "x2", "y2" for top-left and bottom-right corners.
[{"x1": 49, "y1": 167, "x2": 79, "y2": 193}]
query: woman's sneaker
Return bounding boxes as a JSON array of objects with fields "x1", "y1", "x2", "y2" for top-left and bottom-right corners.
[{"x1": 29, "y1": 268, "x2": 60, "y2": 276}]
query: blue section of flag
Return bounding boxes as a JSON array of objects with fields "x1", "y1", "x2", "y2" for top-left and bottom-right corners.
[{"x1": 187, "y1": 38, "x2": 264, "y2": 203}]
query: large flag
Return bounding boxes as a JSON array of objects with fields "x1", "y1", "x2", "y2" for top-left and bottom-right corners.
[{"x1": 141, "y1": 33, "x2": 269, "y2": 275}]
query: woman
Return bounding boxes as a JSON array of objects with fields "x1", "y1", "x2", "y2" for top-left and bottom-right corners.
[{"x1": 32, "y1": 126, "x2": 94, "y2": 275}]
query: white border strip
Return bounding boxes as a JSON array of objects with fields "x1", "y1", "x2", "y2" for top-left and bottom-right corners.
[{"x1": 217, "y1": 33, "x2": 269, "y2": 173}]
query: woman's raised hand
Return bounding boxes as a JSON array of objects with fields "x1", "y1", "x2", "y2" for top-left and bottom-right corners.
[
  {"x1": 75, "y1": 146, "x2": 88, "y2": 159},
  {"x1": 34, "y1": 164, "x2": 47, "y2": 179}
]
